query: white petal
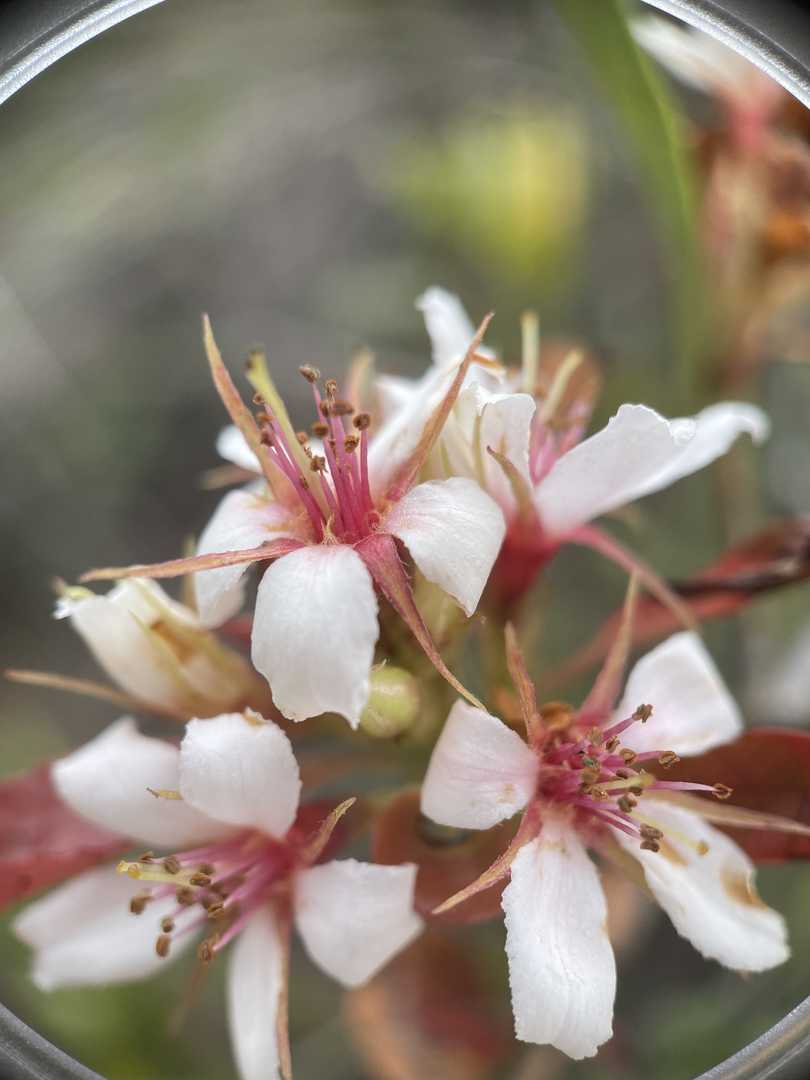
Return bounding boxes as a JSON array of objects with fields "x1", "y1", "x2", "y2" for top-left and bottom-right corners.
[
  {"x1": 179, "y1": 713, "x2": 300, "y2": 839},
  {"x1": 616, "y1": 801, "x2": 789, "y2": 971},
  {"x1": 383, "y1": 477, "x2": 505, "y2": 616},
  {"x1": 294, "y1": 859, "x2": 422, "y2": 987},
  {"x1": 217, "y1": 425, "x2": 262, "y2": 472},
  {"x1": 501, "y1": 817, "x2": 616, "y2": 1058},
  {"x1": 534, "y1": 404, "x2": 696, "y2": 535},
  {"x1": 251, "y1": 544, "x2": 378, "y2": 726},
  {"x1": 421, "y1": 700, "x2": 537, "y2": 829},
  {"x1": 416, "y1": 286, "x2": 479, "y2": 367},
  {"x1": 52, "y1": 718, "x2": 229, "y2": 849},
  {"x1": 616, "y1": 632, "x2": 743, "y2": 757},
  {"x1": 227, "y1": 907, "x2": 283, "y2": 1080},
  {"x1": 194, "y1": 488, "x2": 296, "y2": 628},
  {"x1": 12, "y1": 866, "x2": 191, "y2": 989},
  {"x1": 625, "y1": 402, "x2": 769, "y2": 502}
]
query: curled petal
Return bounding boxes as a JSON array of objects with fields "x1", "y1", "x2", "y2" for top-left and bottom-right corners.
[
  {"x1": 294, "y1": 859, "x2": 423, "y2": 988},
  {"x1": 195, "y1": 488, "x2": 301, "y2": 628},
  {"x1": 217, "y1": 425, "x2": 262, "y2": 473},
  {"x1": 501, "y1": 816, "x2": 616, "y2": 1059},
  {"x1": 227, "y1": 907, "x2": 285, "y2": 1080},
  {"x1": 616, "y1": 800, "x2": 789, "y2": 971},
  {"x1": 417, "y1": 286, "x2": 482, "y2": 367},
  {"x1": 616, "y1": 632, "x2": 742, "y2": 757},
  {"x1": 13, "y1": 865, "x2": 190, "y2": 990},
  {"x1": 252, "y1": 544, "x2": 378, "y2": 727},
  {"x1": 384, "y1": 478, "x2": 505, "y2": 616},
  {"x1": 421, "y1": 701, "x2": 537, "y2": 830},
  {"x1": 53, "y1": 718, "x2": 229, "y2": 849},
  {"x1": 179, "y1": 714, "x2": 300, "y2": 839}
]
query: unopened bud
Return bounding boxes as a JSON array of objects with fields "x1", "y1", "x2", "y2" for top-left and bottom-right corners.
[{"x1": 359, "y1": 666, "x2": 421, "y2": 739}]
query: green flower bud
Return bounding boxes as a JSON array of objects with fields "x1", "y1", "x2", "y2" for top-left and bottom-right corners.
[{"x1": 359, "y1": 666, "x2": 421, "y2": 739}]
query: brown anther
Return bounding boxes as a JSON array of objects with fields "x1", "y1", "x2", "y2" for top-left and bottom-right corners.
[
  {"x1": 199, "y1": 895, "x2": 215, "y2": 910},
  {"x1": 129, "y1": 894, "x2": 150, "y2": 915},
  {"x1": 697, "y1": 840, "x2": 710, "y2": 856},
  {"x1": 175, "y1": 886, "x2": 195, "y2": 906},
  {"x1": 310, "y1": 454, "x2": 327, "y2": 473},
  {"x1": 634, "y1": 704, "x2": 653, "y2": 723},
  {"x1": 615, "y1": 768, "x2": 633, "y2": 779},
  {"x1": 163, "y1": 855, "x2": 181, "y2": 875},
  {"x1": 296, "y1": 430, "x2": 309, "y2": 445},
  {"x1": 212, "y1": 879, "x2": 232, "y2": 895},
  {"x1": 197, "y1": 863, "x2": 216, "y2": 877},
  {"x1": 311, "y1": 420, "x2": 329, "y2": 437},
  {"x1": 629, "y1": 785, "x2": 644, "y2": 797},
  {"x1": 579, "y1": 767, "x2": 600, "y2": 788},
  {"x1": 618, "y1": 795, "x2": 637, "y2": 814},
  {"x1": 591, "y1": 788, "x2": 609, "y2": 801},
  {"x1": 713, "y1": 784, "x2": 733, "y2": 800},
  {"x1": 189, "y1": 872, "x2": 212, "y2": 888},
  {"x1": 325, "y1": 378, "x2": 338, "y2": 397},
  {"x1": 299, "y1": 365, "x2": 320, "y2": 383},
  {"x1": 353, "y1": 412, "x2": 371, "y2": 431},
  {"x1": 344, "y1": 435, "x2": 359, "y2": 453},
  {"x1": 658, "y1": 751, "x2": 680, "y2": 768},
  {"x1": 155, "y1": 934, "x2": 172, "y2": 958},
  {"x1": 640, "y1": 838, "x2": 661, "y2": 853},
  {"x1": 161, "y1": 916, "x2": 175, "y2": 934},
  {"x1": 252, "y1": 392, "x2": 265, "y2": 406},
  {"x1": 605, "y1": 737, "x2": 619, "y2": 752},
  {"x1": 198, "y1": 939, "x2": 215, "y2": 964},
  {"x1": 640, "y1": 824, "x2": 664, "y2": 841},
  {"x1": 255, "y1": 411, "x2": 271, "y2": 425},
  {"x1": 207, "y1": 901, "x2": 226, "y2": 920},
  {"x1": 620, "y1": 748, "x2": 637, "y2": 765},
  {"x1": 260, "y1": 430, "x2": 274, "y2": 447},
  {"x1": 138, "y1": 851, "x2": 155, "y2": 863},
  {"x1": 330, "y1": 400, "x2": 355, "y2": 417}
]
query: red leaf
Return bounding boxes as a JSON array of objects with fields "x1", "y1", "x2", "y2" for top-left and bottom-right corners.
[
  {"x1": 0, "y1": 764, "x2": 126, "y2": 910},
  {"x1": 373, "y1": 789, "x2": 516, "y2": 925},
  {"x1": 662, "y1": 728, "x2": 810, "y2": 861},
  {"x1": 548, "y1": 518, "x2": 810, "y2": 690}
]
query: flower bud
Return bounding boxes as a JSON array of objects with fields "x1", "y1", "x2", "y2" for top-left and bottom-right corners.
[
  {"x1": 56, "y1": 578, "x2": 264, "y2": 716},
  {"x1": 359, "y1": 666, "x2": 421, "y2": 739}
]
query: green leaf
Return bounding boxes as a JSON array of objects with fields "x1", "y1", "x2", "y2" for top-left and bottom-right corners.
[{"x1": 553, "y1": 0, "x2": 707, "y2": 407}]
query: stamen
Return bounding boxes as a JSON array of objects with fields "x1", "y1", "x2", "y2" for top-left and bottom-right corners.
[
  {"x1": 156, "y1": 934, "x2": 172, "y2": 958},
  {"x1": 299, "y1": 365, "x2": 320, "y2": 383}
]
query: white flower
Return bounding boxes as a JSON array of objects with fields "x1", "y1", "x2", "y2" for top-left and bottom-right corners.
[
  {"x1": 14, "y1": 712, "x2": 423, "y2": 1080},
  {"x1": 420, "y1": 631, "x2": 788, "y2": 1059},
  {"x1": 56, "y1": 578, "x2": 264, "y2": 717},
  {"x1": 84, "y1": 317, "x2": 505, "y2": 728}
]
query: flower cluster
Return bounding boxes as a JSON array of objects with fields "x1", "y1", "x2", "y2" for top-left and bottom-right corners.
[{"x1": 5, "y1": 283, "x2": 808, "y2": 1080}]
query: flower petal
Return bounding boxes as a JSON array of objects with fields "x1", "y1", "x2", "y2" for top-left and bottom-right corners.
[
  {"x1": 194, "y1": 488, "x2": 298, "y2": 627},
  {"x1": 12, "y1": 865, "x2": 190, "y2": 989},
  {"x1": 383, "y1": 478, "x2": 505, "y2": 616},
  {"x1": 294, "y1": 859, "x2": 423, "y2": 988},
  {"x1": 227, "y1": 907, "x2": 284, "y2": 1080},
  {"x1": 616, "y1": 632, "x2": 743, "y2": 757},
  {"x1": 535, "y1": 404, "x2": 696, "y2": 535},
  {"x1": 421, "y1": 700, "x2": 538, "y2": 830},
  {"x1": 251, "y1": 544, "x2": 378, "y2": 726},
  {"x1": 416, "y1": 286, "x2": 480, "y2": 367},
  {"x1": 501, "y1": 817, "x2": 615, "y2": 1058},
  {"x1": 616, "y1": 801, "x2": 789, "y2": 971},
  {"x1": 626, "y1": 402, "x2": 769, "y2": 501},
  {"x1": 217, "y1": 425, "x2": 262, "y2": 472},
  {"x1": 52, "y1": 718, "x2": 229, "y2": 848},
  {"x1": 179, "y1": 713, "x2": 300, "y2": 838}
]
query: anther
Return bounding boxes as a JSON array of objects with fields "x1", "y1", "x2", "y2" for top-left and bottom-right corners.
[
  {"x1": 311, "y1": 420, "x2": 329, "y2": 437},
  {"x1": 161, "y1": 916, "x2": 175, "y2": 934},
  {"x1": 129, "y1": 894, "x2": 151, "y2": 915},
  {"x1": 299, "y1": 365, "x2": 320, "y2": 383},
  {"x1": 605, "y1": 737, "x2": 619, "y2": 752},
  {"x1": 260, "y1": 430, "x2": 274, "y2": 447},
  {"x1": 138, "y1": 851, "x2": 155, "y2": 863},
  {"x1": 620, "y1": 748, "x2": 637, "y2": 765},
  {"x1": 615, "y1": 768, "x2": 633, "y2": 779},
  {"x1": 713, "y1": 784, "x2": 733, "y2": 800},
  {"x1": 296, "y1": 431, "x2": 309, "y2": 445},
  {"x1": 579, "y1": 767, "x2": 600, "y2": 788},
  {"x1": 207, "y1": 901, "x2": 226, "y2": 920},
  {"x1": 176, "y1": 886, "x2": 195, "y2": 905},
  {"x1": 155, "y1": 934, "x2": 172, "y2": 958},
  {"x1": 658, "y1": 751, "x2": 680, "y2": 768},
  {"x1": 329, "y1": 400, "x2": 355, "y2": 417},
  {"x1": 640, "y1": 838, "x2": 661, "y2": 853},
  {"x1": 198, "y1": 939, "x2": 215, "y2": 964},
  {"x1": 640, "y1": 824, "x2": 663, "y2": 841},
  {"x1": 198, "y1": 863, "x2": 216, "y2": 876},
  {"x1": 189, "y1": 872, "x2": 212, "y2": 888},
  {"x1": 252, "y1": 392, "x2": 264, "y2": 406},
  {"x1": 162, "y1": 855, "x2": 181, "y2": 875},
  {"x1": 344, "y1": 435, "x2": 359, "y2": 452},
  {"x1": 353, "y1": 412, "x2": 371, "y2": 431},
  {"x1": 618, "y1": 794, "x2": 637, "y2": 813},
  {"x1": 325, "y1": 378, "x2": 338, "y2": 397},
  {"x1": 634, "y1": 704, "x2": 653, "y2": 723}
]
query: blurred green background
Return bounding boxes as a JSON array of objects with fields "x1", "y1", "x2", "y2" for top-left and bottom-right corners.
[{"x1": 2, "y1": 1, "x2": 810, "y2": 1077}]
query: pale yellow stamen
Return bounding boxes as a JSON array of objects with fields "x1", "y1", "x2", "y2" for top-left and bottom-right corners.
[
  {"x1": 537, "y1": 348, "x2": 583, "y2": 425},
  {"x1": 117, "y1": 859, "x2": 200, "y2": 887},
  {"x1": 521, "y1": 310, "x2": 540, "y2": 395}
]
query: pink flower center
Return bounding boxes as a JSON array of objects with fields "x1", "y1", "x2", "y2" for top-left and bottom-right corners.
[
  {"x1": 257, "y1": 368, "x2": 378, "y2": 544},
  {"x1": 123, "y1": 831, "x2": 297, "y2": 962},
  {"x1": 534, "y1": 702, "x2": 731, "y2": 851}
]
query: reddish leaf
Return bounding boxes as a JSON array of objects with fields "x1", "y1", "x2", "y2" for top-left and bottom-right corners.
[
  {"x1": 661, "y1": 728, "x2": 810, "y2": 861},
  {"x1": 344, "y1": 930, "x2": 512, "y2": 1079},
  {"x1": 373, "y1": 789, "x2": 516, "y2": 925},
  {"x1": 548, "y1": 518, "x2": 810, "y2": 690},
  {"x1": 0, "y1": 764, "x2": 126, "y2": 910}
]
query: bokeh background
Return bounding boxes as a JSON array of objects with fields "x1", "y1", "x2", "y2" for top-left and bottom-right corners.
[{"x1": 2, "y1": 1, "x2": 810, "y2": 1077}]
